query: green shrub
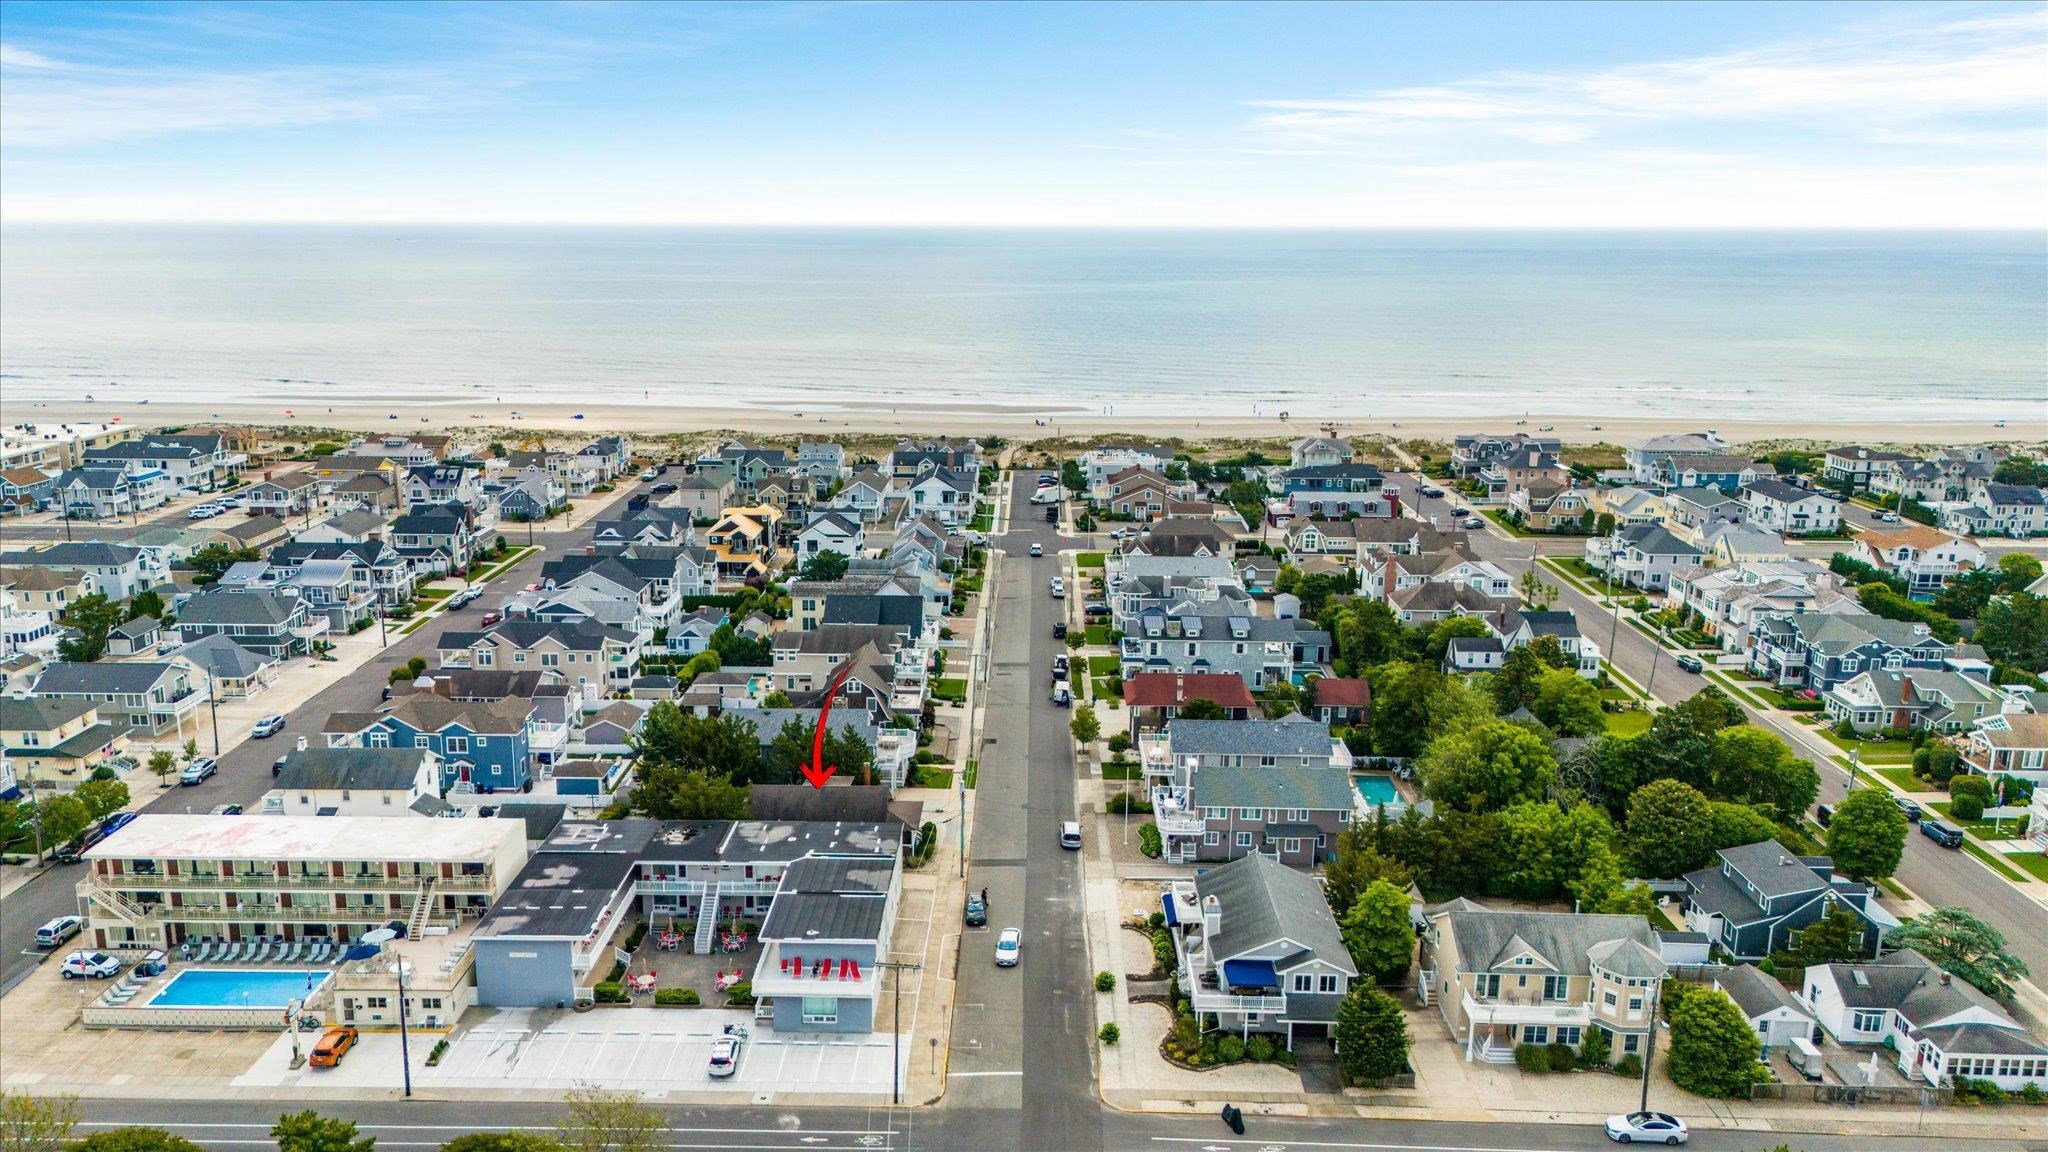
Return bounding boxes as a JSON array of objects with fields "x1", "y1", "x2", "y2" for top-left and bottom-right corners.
[
  {"x1": 2019, "y1": 1081, "x2": 2044, "y2": 1105},
  {"x1": 1952, "y1": 792, "x2": 1986, "y2": 822},
  {"x1": 654, "y1": 987, "x2": 700, "y2": 1006},
  {"x1": 1950, "y1": 774, "x2": 1994, "y2": 802},
  {"x1": 1217, "y1": 1034, "x2": 1246, "y2": 1063},
  {"x1": 1138, "y1": 822, "x2": 1162, "y2": 858},
  {"x1": 1514, "y1": 1043, "x2": 1550, "y2": 1073},
  {"x1": 1245, "y1": 1035, "x2": 1276, "y2": 1063},
  {"x1": 1958, "y1": 1078, "x2": 2007, "y2": 1105},
  {"x1": 623, "y1": 922, "x2": 648, "y2": 952},
  {"x1": 725, "y1": 981, "x2": 755, "y2": 1007},
  {"x1": 1150, "y1": 929, "x2": 1175, "y2": 975},
  {"x1": 1546, "y1": 1042, "x2": 1577, "y2": 1072},
  {"x1": 1576, "y1": 1025, "x2": 1611, "y2": 1068},
  {"x1": 1098, "y1": 1022, "x2": 1120, "y2": 1045},
  {"x1": 1613, "y1": 1053, "x2": 1643, "y2": 1078},
  {"x1": 426, "y1": 1038, "x2": 449, "y2": 1065},
  {"x1": 593, "y1": 981, "x2": 627, "y2": 1004},
  {"x1": 1095, "y1": 971, "x2": 1116, "y2": 993}
]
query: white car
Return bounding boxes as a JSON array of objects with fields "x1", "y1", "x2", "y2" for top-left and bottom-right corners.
[
  {"x1": 1605, "y1": 1111, "x2": 1687, "y2": 1145},
  {"x1": 179, "y1": 757, "x2": 217, "y2": 785},
  {"x1": 1029, "y1": 543, "x2": 1043, "y2": 557},
  {"x1": 185, "y1": 504, "x2": 221, "y2": 520},
  {"x1": 707, "y1": 1024, "x2": 747, "y2": 1078},
  {"x1": 1048, "y1": 577, "x2": 1065, "y2": 599},
  {"x1": 60, "y1": 950, "x2": 123, "y2": 980},
  {"x1": 995, "y1": 928, "x2": 1022, "y2": 967},
  {"x1": 215, "y1": 497, "x2": 242, "y2": 509},
  {"x1": 640, "y1": 469, "x2": 659, "y2": 482},
  {"x1": 252, "y1": 714, "x2": 286, "y2": 739}
]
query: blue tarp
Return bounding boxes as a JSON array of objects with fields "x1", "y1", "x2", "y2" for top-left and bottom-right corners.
[
  {"x1": 1222, "y1": 959, "x2": 1278, "y2": 990},
  {"x1": 342, "y1": 944, "x2": 382, "y2": 962},
  {"x1": 1160, "y1": 893, "x2": 1178, "y2": 928}
]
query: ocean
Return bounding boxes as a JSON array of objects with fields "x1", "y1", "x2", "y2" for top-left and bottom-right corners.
[{"x1": 1, "y1": 227, "x2": 2041, "y2": 424}]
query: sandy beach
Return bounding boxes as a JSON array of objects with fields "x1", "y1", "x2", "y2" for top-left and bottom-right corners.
[{"x1": 18, "y1": 396, "x2": 2039, "y2": 454}]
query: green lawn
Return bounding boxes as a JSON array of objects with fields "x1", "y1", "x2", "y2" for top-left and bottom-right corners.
[
  {"x1": 415, "y1": 587, "x2": 454, "y2": 602},
  {"x1": 1100, "y1": 761, "x2": 1143, "y2": 780},
  {"x1": 1962, "y1": 840, "x2": 2025, "y2": 882},
  {"x1": 1075, "y1": 552, "x2": 1105, "y2": 570},
  {"x1": 1084, "y1": 623, "x2": 1113, "y2": 647},
  {"x1": 1813, "y1": 729, "x2": 1916, "y2": 764},
  {"x1": 1481, "y1": 509, "x2": 1537, "y2": 538},
  {"x1": 932, "y1": 677, "x2": 968, "y2": 704},
  {"x1": 1087, "y1": 655, "x2": 1121, "y2": 676},
  {"x1": 1929, "y1": 801, "x2": 2031, "y2": 840},
  {"x1": 1092, "y1": 676, "x2": 1121, "y2": 700},
  {"x1": 1605, "y1": 710, "x2": 1652, "y2": 737},
  {"x1": 2009, "y1": 853, "x2": 2048, "y2": 883},
  {"x1": 963, "y1": 760, "x2": 979, "y2": 790},
  {"x1": 469, "y1": 546, "x2": 540, "y2": 584},
  {"x1": 1873, "y1": 766, "x2": 1929, "y2": 793},
  {"x1": 913, "y1": 764, "x2": 955, "y2": 790}
]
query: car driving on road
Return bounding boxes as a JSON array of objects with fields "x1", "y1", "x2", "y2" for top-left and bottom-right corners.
[
  {"x1": 1048, "y1": 577, "x2": 1064, "y2": 598},
  {"x1": 1605, "y1": 1111, "x2": 1687, "y2": 1144},
  {"x1": 1674, "y1": 653, "x2": 1704, "y2": 674},
  {"x1": 995, "y1": 928, "x2": 1022, "y2": 967},
  {"x1": 252, "y1": 714, "x2": 286, "y2": 738},
  {"x1": 1029, "y1": 543, "x2": 1043, "y2": 556}
]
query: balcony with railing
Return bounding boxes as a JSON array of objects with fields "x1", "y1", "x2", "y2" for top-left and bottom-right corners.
[
  {"x1": 751, "y1": 942, "x2": 882, "y2": 1000},
  {"x1": 1460, "y1": 989, "x2": 1592, "y2": 1026},
  {"x1": 95, "y1": 868, "x2": 494, "y2": 892},
  {"x1": 1149, "y1": 787, "x2": 1206, "y2": 836}
]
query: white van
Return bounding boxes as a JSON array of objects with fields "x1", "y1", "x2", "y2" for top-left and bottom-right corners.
[{"x1": 36, "y1": 916, "x2": 83, "y2": 948}]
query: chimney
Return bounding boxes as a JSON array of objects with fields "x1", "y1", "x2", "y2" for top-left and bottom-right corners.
[{"x1": 1201, "y1": 894, "x2": 1221, "y2": 940}]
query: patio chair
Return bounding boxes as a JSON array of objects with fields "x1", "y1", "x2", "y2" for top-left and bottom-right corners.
[{"x1": 286, "y1": 942, "x2": 303, "y2": 963}]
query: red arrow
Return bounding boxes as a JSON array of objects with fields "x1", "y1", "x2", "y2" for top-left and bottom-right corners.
[{"x1": 802, "y1": 659, "x2": 859, "y2": 789}]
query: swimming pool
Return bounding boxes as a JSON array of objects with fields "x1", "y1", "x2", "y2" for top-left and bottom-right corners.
[
  {"x1": 1354, "y1": 775, "x2": 1403, "y2": 810},
  {"x1": 148, "y1": 968, "x2": 330, "y2": 1008}
]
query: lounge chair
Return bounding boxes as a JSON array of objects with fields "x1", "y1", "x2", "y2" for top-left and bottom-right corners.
[
  {"x1": 285, "y1": 942, "x2": 303, "y2": 963},
  {"x1": 258, "y1": 942, "x2": 275, "y2": 963}
]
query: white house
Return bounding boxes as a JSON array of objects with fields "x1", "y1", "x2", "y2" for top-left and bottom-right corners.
[
  {"x1": 1940, "y1": 483, "x2": 2046, "y2": 539},
  {"x1": 1852, "y1": 526, "x2": 1986, "y2": 600},
  {"x1": 1741, "y1": 480, "x2": 1841, "y2": 536},
  {"x1": 797, "y1": 511, "x2": 866, "y2": 560},
  {"x1": 262, "y1": 745, "x2": 446, "y2": 817},
  {"x1": 1714, "y1": 964, "x2": 1817, "y2": 1053},
  {"x1": 1802, "y1": 950, "x2": 2048, "y2": 1092}
]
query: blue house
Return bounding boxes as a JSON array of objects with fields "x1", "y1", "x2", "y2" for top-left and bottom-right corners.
[{"x1": 325, "y1": 692, "x2": 538, "y2": 795}]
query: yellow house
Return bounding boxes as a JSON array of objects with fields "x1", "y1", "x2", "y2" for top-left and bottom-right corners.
[
  {"x1": 707, "y1": 504, "x2": 783, "y2": 581},
  {"x1": 4, "y1": 566, "x2": 89, "y2": 615},
  {"x1": 1, "y1": 696, "x2": 130, "y2": 789}
]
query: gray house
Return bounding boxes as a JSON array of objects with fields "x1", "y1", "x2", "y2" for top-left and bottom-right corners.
[
  {"x1": 175, "y1": 587, "x2": 323, "y2": 659},
  {"x1": 1143, "y1": 717, "x2": 1355, "y2": 866},
  {"x1": 1681, "y1": 840, "x2": 1896, "y2": 961},
  {"x1": 1162, "y1": 852, "x2": 1357, "y2": 1048}
]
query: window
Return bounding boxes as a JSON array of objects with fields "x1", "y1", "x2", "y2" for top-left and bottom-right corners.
[
  {"x1": 1203, "y1": 832, "x2": 1219, "y2": 846},
  {"x1": 1287, "y1": 809, "x2": 1308, "y2": 821},
  {"x1": 1557, "y1": 1026, "x2": 1582, "y2": 1047},
  {"x1": 1235, "y1": 832, "x2": 1252, "y2": 848},
  {"x1": 1318, "y1": 974, "x2": 1340, "y2": 994},
  {"x1": 445, "y1": 737, "x2": 469, "y2": 755},
  {"x1": 800, "y1": 996, "x2": 838, "y2": 1025},
  {"x1": 1623, "y1": 1034, "x2": 1640, "y2": 1053},
  {"x1": 1627, "y1": 995, "x2": 1644, "y2": 1012},
  {"x1": 1603, "y1": 991, "x2": 1618, "y2": 1008},
  {"x1": 1543, "y1": 976, "x2": 1567, "y2": 1001},
  {"x1": 1282, "y1": 839, "x2": 1300, "y2": 854},
  {"x1": 413, "y1": 735, "x2": 430, "y2": 749},
  {"x1": 1293, "y1": 974, "x2": 1313, "y2": 993},
  {"x1": 1522, "y1": 1025, "x2": 1549, "y2": 1045},
  {"x1": 1852, "y1": 1009, "x2": 1887, "y2": 1033},
  {"x1": 1238, "y1": 808, "x2": 1261, "y2": 821},
  {"x1": 366, "y1": 997, "x2": 389, "y2": 1008},
  {"x1": 1477, "y1": 975, "x2": 1500, "y2": 998},
  {"x1": 512, "y1": 652, "x2": 526, "y2": 664},
  {"x1": 1202, "y1": 807, "x2": 1225, "y2": 821}
]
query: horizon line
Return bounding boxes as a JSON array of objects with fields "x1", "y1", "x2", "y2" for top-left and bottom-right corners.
[{"x1": 2, "y1": 219, "x2": 2043, "y2": 233}]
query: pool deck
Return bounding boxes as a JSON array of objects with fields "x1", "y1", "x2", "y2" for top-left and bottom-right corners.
[{"x1": 145, "y1": 966, "x2": 332, "y2": 1009}]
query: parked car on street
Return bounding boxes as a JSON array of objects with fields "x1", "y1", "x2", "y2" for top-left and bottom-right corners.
[
  {"x1": 1044, "y1": 507, "x2": 1057, "y2": 523},
  {"x1": 1048, "y1": 577, "x2": 1064, "y2": 599},
  {"x1": 35, "y1": 916, "x2": 83, "y2": 948},
  {"x1": 964, "y1": 893, "x2": 988, "y2": 927},
  {"x1": 995, "y1": 928, "x2": 1022, "y2": 967},
  {"x1": 1920, "y1": 818, "x2": 1964, "y2": 848},
  {"x1": 650, "y1": 482, "x2": 677, "y2": 494},
  {"x1": 310, "y1": 1026, "x2": 359, "y2": 1068},
  {"x1": 1462, "y1": 516, "x2": 1484, "y2": 529},
  {"x1": 479, "y1": 611, "x2": 502, "y2": 627},
  {"x1": 1059, "y1": 821, "x2": 1083, "y2": 849},
  {"x1": 1052, "y1": 622, "x2": 1067, "y2": 640},
  {"x1": 252, "y1": 714, "x2": 286, "y2": 738},
  {"x1": 1605, "y1": 1111, "x2": 1687, "y2": 1144},
  {"x1": 1051, "y1": 683, "x2": 1073, "y2": 708},
  {"x1": 1674, "y1": 653, "x2": 1704, "y2": 674},
  {"x1": 210, "y1": 804, "x2": 244, "y2": 816},
  {"x1": 60, "y1": 951, "x2": 123, "y2": 980},
  {"x1": 1893, "y1": 796, "x2": 1925, "y2": 824},
  {"x1": 179, "y1": 757, "x2": 217, "y2": 785}
]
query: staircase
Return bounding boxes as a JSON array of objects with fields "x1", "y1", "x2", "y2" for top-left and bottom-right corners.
[
  {"x1": 86, "y1": 880, "x2": 159, "y2": 928},
  {"x1": 407, "y1": 877, "x2": 437, "y2": 937},
  {"x1": 693, "y1": 882, "x2": 722, "y2": 954},
  {"x1": 1475, "y1": 1037, "x2": 1517, "y2": 1065}
]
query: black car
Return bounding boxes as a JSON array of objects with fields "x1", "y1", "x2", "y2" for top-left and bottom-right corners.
[
  {"x1": 1814, "y1": 803, "x2": 1833, "y2": 828},
  {"x1": 1893, "y1": 796, "x2": 1925, "y2": 823},
  {"x1": 964, "y1": 894, "x2": 988, "y2": 927},
  {"x1": 650, "y1": 482, "x2": 677, "y2": 494},
  {"x1": 1052, "y1": 622, "x2": 1067, "y2": 639},
  {"x1": 1045, "y1": 507, "x2": 1057, "y2": 523}
]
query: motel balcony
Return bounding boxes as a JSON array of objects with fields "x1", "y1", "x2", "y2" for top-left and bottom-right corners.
[{"x1": 751, "y1": 942, "x2": 883, "y2": 1000}]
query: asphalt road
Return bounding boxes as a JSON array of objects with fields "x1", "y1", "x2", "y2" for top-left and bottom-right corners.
[
  {"x1": 944, "y1": 471, "x2": 1100, "y2": 1151},
  {"x1": 67, "y1": 1097, "x2": 2022, "y2": 1151},
  {"x1": 0, "y1": 505, "x2": 601, "y2": 994}
]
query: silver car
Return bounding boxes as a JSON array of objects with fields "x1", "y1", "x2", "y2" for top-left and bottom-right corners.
[{"x1": 995, "y1": 928, "x2": 1022, "y2": 967}]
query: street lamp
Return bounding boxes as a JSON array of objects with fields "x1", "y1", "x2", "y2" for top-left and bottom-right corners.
[{"x1": 360, "y1": 927, "x2": 413, "y2": 1098}]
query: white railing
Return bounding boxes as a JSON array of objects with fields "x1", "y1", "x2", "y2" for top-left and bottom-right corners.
[
  {"x1": 1188, "y1": 987, "x2": 1288, "y2": 1015},
  {"x1": 1460, "y1": 992, "x2": 1592, "y2": 1026},
  {"x1": 1150, "y1": 789, "x2": 1205, "y2": 835}
]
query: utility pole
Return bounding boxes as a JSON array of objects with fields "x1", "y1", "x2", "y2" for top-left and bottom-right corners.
[
  {"x1": 203, "y1": 669, "x2": 221, "y2": 757},
  {"x1": 1639, "y1": 978, "x2": 1661, "y2": 1114},
  {"x1": 876, "y1": 959, "x2": 923, "y2": 1105}
]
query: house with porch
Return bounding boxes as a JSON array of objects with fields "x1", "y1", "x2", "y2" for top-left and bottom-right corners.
[
  {"x1": 0, "y1": 466, "x2": 58, "y2": 515},
  {"x1": 796, "y1": 511, "x2": 865, "y2": 561},
  {"x1": 171, "y1": 634, "x2": 279, "y2": 698},
  {"x1": 1959, "y1": 712, "x2": 2048, "y2": 785},
  {"x1": 1822, "y1": 446, "x2": 1917, "y2": 493},
  {"x1": 1746, "y1": 611, "x2": 1955, "y2": 692},
  {"x1": 1651, "y1": 454, "x2": 1774, "y2": 494},
  {"x1": 1742, "y1": 479, "x2": 1841, "y2": 536},
  {"x1": 389, "y1": 503, "x2": 490, "y2": 576},
  {"x1": 1121, "y1": 671, "x2": 1258, "y2": 738},
  {"x1": 404, "y1": 465, "x2": 485, "y2": 511},
  {"x1": 706, "y1": 505, "x2": 782, "y2": 583},
  {"x1": 1419, "y1": 902, "x2": 1668, "y2": 1065},
  {"x1": 439, "y1": 619, "x2": 641, "y2": 690},
  {"x1": 1495, "y1": 609, "x2": 1603, "y2": 677},
  {"x1": 1142, "y1": 716, "x2": 1356, "y2": 866},
  {"x1": 30, "y1": 659, "x2": 209, "y2": 737},
  {"x1": 0, "y1": 542, "x2": 164, "y2": 601},
  {"x1": 1625, "y1": 432, "x2": 1727, "y2": 484},
  {"x1": 1940, "y1": 483, "x2": 2046, "y2": 539},
  {"x1": 1852, "y1": 527, "x2": 1986, "y2": 600},
  {"x1": 324, "y1": 693, "x2": 545, "y2": 797},
  {"x1": 1160, "y1": 852, "x2": 1356, "y2": 1050},
  {"x1": 174, "y1": 587, "x2": 326, "y2": 659},
  {"x1": 1802, "y1": 949, "x2": 2048, "y2": 1092},
  {"x1": 1585, "y1": 524, "x2": 1701, "y2": 591},
  {"x1": 0, "y1": 696, "x2": 128, "y2": 793},
  {"x1": 243, "y1": 471, "x2": 321, "y2": 518},
  {"x1": 1451, "y1": 434, "x2": 1560, "y2": 480},
  {"x1": 1823, "y1": 667, "x2": 2004, "y2": 734}
]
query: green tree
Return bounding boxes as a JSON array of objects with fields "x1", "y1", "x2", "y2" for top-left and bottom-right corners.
[
  {"x1": 552, "y1": 1087, "x2": 668, "y2": 1152},
  {"x1": 1493, "y1": 801, "x2": 1615, "y2": 900},
  {"x1": 1705, "y1": 801, "x2": 1779, "y2": 852},
  {"x1": 1621, "y1": 779, "x2": 1717, "y2": 878},
  {"x1": 1887, "y1": 907, "x2": 2030, "y2": 1002},
  {"x1": 188, "y1": 543, "x2": 261, "y2": 585},
  {"x1": 1998, "y1": 552, "x2": 2043, "y2": 592},
  {"x1": 71, "y1": 1129, "x2": 208, "y2": 1152},
  {"x1": 1530, "y1": 669, "x2": 1604, "y2": 737},
  {"x1": 1977, "y1": 592, "x2": 2048, "y2": 673},
  {"x1": 1368, "y1": 662, "x2": 1490, "y2": 759},
  {"x1": 633, "y1": 767, "x2": 749, "y2": 821},
  {"x1": 74, "y1": 778, "x2": 129, "y2": 823},
  {"x1": 1826, "y1": 787, "x2": 1908, "y2": 882},
  {"x1": 1416, "y1": 720, "x2": 1557, "y2": 813},
  {"x1": 1707, "y1": 726, "x2": 1818, "y2": 821},
  {"x1": 57, "y1": 593, "x2": 126, "y2": 663},
  {"x1": 34, "y1": 795, "x2": 92, "y2": 851},
  {"x1": 1325, "y1": 600, "x2": 1414, "y2": 675},
  {"x1": 271, "y1": 1111, "x2": 375, "y2": 1152},
  {"x1": 1059, "y1": 459, "x2": 1086, "y2": 496},
  {"x1": 1322, "y1": 821, "x2": 1414, "y2": 917},
  {"x1": 1257, "y1": 681, "x2": 1301, "y2": 719},
  {"x1": 127, "y1": 590, "x2": 166, "y2": 620},
  {"x1": 1340, "y1": 879, "x2": 1415, "y2": 982},
  {"x1": 439, "y1": 1135, "x2": 563, "y2": 1152},
  {"x1": 1069, "y1": 704, "x2": 1101, "y2": 747},
  {"x1": 1491, "y1": 637, "x2": 1569, "y2": 714},
  {"x1": 760, "y1": 690, "x2": 793, "y2": 709},
  {"x1": 1333, "y1": 987, "x2": 1410, "y2": 1082},
  {"x1": 148, "y1": 750, "x2": 178, "y2": 788},
  {"x1": 1932, "y1": 567, "x2": 2005, "y2": 621},
  {"x1": 181, "y1": 739, "x2": 199, "y2": 764},
  {"x1": 1517, "y1": 567, "x2": 1558, "y2": 610},
  {"x1": 1176, "y1": 698, "x2": 1227, "y2": 721},
  {"x1": 1423, "y1": 615, "x2": 1493, "y2": 663},
  {"x1": 1794, "y1": 906, "x2": 1873, "y2": 967},
  {"x1": 1666, "y1": 988, "x2": 1767, "y2": 1098},
  {"x1": 0, "y1": 1090, "x2": 78, "y2": 1152},
  {"x1": 797, "y1": 550, "x2": 850, "y2": 582},
  {"x1": 632, "y1": 704, "x2": 758, "y2": 781},
  {"x1": 1666, "y1": 684, "x2": 1746, "y2": 734},
  {"x1": 1992, "y1": 455, "x2": 2048, "y2": 487}
]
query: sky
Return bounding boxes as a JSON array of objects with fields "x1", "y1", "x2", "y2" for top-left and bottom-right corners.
[{"x1": 1, "y1": 0, "x2": 2043, "y2": 227}]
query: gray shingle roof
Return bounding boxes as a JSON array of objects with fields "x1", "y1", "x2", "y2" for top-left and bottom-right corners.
[
  {"x1": 276, "y1": 747, "x2": 433, "y2": 792},
  {"x1": 176, "y1": 588, "x2": 301, "y2": 628},
  {"x1": 1188, "y1": 765, "x2": 1352, "y2": 811},
  {"x1": 173, "y1": 633, "x2": 278, "y2": 678},
  {"x1": 0, "y1": 695, "x2": 100, "y2": 730},
  {"x1": 1716, "y1": 840, "x2": 1829, "y2": 900},
  {"x1": 1717, "y1": 962, "x2": 1807, "y2": 1021},
  {"x1": 1166, "y1": 716, "x2": 1332, "y2": 759},
  {"x1": 0, "y1": 542, "x2": 141, "y2": 568},
  {"x1": 33, "y1": 661, "x2": 182, "y2": 696},
  {"x1": 1193, "y1": 852, "x2": 1355, "y2": 975},
  {"x1": 1439, "y1": 906, "x2": 1659, "y2": 976}
]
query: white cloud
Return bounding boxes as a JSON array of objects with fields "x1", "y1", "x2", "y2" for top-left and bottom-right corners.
[
  {"x1": 1248, "y1": 10, "x2": 2048, "y2": 148},
  {"x1": 0, "y1": 43, "x2": 74, "y2": 70}
]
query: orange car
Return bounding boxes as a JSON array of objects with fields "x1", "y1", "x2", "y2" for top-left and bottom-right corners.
[{"x1": 309, "y1": 1026, "x2": 358, "y2": 1068}]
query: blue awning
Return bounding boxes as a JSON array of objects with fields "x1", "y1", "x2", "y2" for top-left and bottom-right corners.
[
  {"x1": 1222, "y1": 959, "x2": 1278, "y2": 990},
  {"x1": 1160, "y1": 893, "x2": 1178, "y2": 928}
]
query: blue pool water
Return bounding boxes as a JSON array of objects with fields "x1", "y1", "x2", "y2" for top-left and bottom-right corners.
[
  {"x1": 149, "y1": 968, "x2": 329, "y2": 1008},
  {"x1": 1354, "y1": 775, "x2": 1402, "y2": 809}
]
